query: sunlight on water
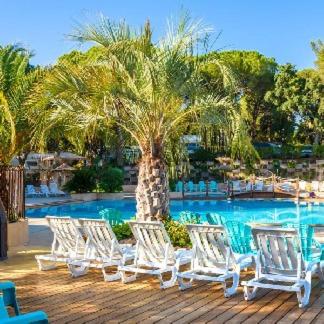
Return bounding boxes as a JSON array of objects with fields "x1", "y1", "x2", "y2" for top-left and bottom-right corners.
[{"x1": 26, "y1": 199, "x2": 324, "y2": 225}]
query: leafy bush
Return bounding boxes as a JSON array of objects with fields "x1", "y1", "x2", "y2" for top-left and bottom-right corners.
[
  {"x1": 112, "y1": 223, "x2": 133, "y2": 241},
  {"x1": 313, "y1": 145, "x2": 324, "y2": 158},
  {"x1": 164, "y1": 218, "x2": 191, "y2": 248},
  {"x1": 64, "y1": 165, "x2": 123, "y2": 193},
  {"x1": 98, "y1": 167, "x2": 123, "y2": 192},
  {"x1": 63, "y1": 167, "x2": 96, "y2": 193}
]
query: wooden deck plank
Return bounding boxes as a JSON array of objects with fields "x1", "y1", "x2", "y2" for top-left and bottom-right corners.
[{"x1": 0, "y1": 261, "x2": 322, "y2": 324}]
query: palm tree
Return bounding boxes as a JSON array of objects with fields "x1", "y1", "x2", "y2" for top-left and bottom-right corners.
[
  {"x1": 30, "y1": 15, "x2": 252, "y2": 220},
  {"x1": 0, "y1": 45, "x2": 42, "y2": 164}
]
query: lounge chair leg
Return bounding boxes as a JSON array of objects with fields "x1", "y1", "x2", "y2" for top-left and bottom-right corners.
[
  {"x1": 102, "y1": 268, "x2": 121, "y2": 282},
  {"x1": 36, "y1": 259, "x2": 57, "y2": 271},
  {"x1": 297, "y1": 273, "x2": 311, "y2": 308},
  {"x1": 68, "y1": 263, "x2": 89, "y2": 278},
  {"x1": 243, "y1": 285, "x2": 258, "y2": 301},
  {"x1": 158, "y1": 267, "x2": 177, "y2": 289},
  {"x1": 120, "y1": 271, "x2": 137, "y2": 283},
  {"x1": 224, "y1": 271, "x2": 239, "y2": 297},
  {"x1": 177, "y1": 276, "x2": 193, "y2": 290}
]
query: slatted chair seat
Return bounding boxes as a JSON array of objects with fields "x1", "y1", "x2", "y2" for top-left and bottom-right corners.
[
  {"x1": 177, "y1": 224, "x2": 252, "y2": 297},
  {"x1": 241, "y1": 227, "x2": 324, "y2": 308},
  {"x1": 118, "y1": 221, "x2": 192, "y2": 289},
  {"x1": 35, "y1": 216, "x2": 86, "y2": 271},
  {"x1": 68, "y1": 219, "x2": 135, "y2": 281}
]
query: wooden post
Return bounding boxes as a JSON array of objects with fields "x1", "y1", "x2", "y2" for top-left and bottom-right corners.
[
  {"x1": 272, "y1": 174, "x2": 275, "y2": 198},
  {"x1": 296, "y1": 178, "x2": 300, "y2": 201},
  {"x1": 0, "y1": 198, "x2": 8, "y2": 260},
  {"x1": 206, "y1": 180, "x2": 209, "y2": 198}
]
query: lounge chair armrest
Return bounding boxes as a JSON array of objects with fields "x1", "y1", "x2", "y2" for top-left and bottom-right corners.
[
  {"x1": 236, "y1": 253, "x2": 254, "y2": 264},
  {"x1": 1, "y1": 311, "x2": 48, "y2": 323},
  {"x1": 0, "y1": 281, "x2": 16, "y2": 290}
]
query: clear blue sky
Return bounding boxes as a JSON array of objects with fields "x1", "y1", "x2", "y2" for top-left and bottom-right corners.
[{"x1": 1, "y1": 0, "x2": 323, "y2": 69}]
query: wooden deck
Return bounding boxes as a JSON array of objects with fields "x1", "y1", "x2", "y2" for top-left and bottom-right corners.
[{"x1": 1, "y1": 251, "x2": 323, "y2": 324}]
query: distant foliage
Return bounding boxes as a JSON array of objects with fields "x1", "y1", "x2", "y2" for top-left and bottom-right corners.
[
  {"x1": 64, "y1": 165, "x2": 123, "y2": 193},
  {"x1": 63, "y1": 167, "x2": 96, "y2": 193}
]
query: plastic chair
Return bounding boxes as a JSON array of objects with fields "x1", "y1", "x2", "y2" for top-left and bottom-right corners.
[
  {"x1": 179, "y1": 211, "x2": 200, "y2": 224},
  {"x1": 0, "y1": 282, "x2": 48, "y2": 323},
  {"x1": 206, "y1": 213, "x2": 223, "y2": 225},
  {"x1": 224, "y1": 220, "x2": 253, "y2": 254},
  {"x1": 99, "y1": 208, "x2": 123, "y2": 226},
  {"x1": 175, "y1": 181, "x2": 183, "y2": 192},
  {"x1": 209, "y1": 181, "x2": 218, "y2": 192}
]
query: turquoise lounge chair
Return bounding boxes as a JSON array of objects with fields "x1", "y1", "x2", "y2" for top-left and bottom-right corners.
[
  {"x1": 285, "y1": 223, "x2": 323, "y2": 262},
  {"x1": 198, "y1": 181, "x2": 206, "y2": 192},
  {"x1": 206, "y1": 213, "x2": 223, "y2": 225},
  {"x1": 224, "y1": 220, "x2": 253, "y2": 255},
  {"x1": 99, "y1": 208, "x2": 123, "y2": 226},
  {"x1": 179, "y1": 211, "x2": 200, "y2": 224},
  {"x1": 209, "y1": 180, "x2": 218, "y2": 192},
  {"x1": 0, "y1": 282, "x2": 48, "y2": 323},
  {"x1": 175, "y1": 181, "x2": 183, "y2": 192},
  {"x1": 0, "y1": 282, "x2": 19, "y2": 316},
  {"x1": 186, "y1": 181, "x2": 196, "y2": 192}
]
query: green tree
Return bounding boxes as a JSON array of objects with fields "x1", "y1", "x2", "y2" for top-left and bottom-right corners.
[
  {"x1": 311, "y1": 40, "x2": 324, "y2": 82},
  {"x1": 0, "y1": 45, "x2": 42, "y2": 164},
  {"x1": 200, "y1": 50, "x2": 277, "y2": 140},
  {"x1": 265, "y1": 64, "x2": 323, "y2": 144},
  {"x1": 30, "y1": 15, "x2": 253, "y2": 220}
]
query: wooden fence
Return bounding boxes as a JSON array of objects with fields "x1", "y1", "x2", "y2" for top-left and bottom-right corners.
[{"x1": 0, "y1": 166, "x2": 25, "y2": 222}]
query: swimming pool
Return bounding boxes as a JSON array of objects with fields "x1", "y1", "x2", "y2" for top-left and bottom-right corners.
[{"x1": 26, "y1": 199, "x2": 324, "y2": 225}]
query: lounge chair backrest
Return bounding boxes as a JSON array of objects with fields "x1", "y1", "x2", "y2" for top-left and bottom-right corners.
[
  {"x1": 255, "y1": 180, "x2": 264, "y2": 191},
  {"x1": 175, "y1": 181, "x2": 183, "y2": 192},
  {"x1": 187, "y1": 181, "x2": 195, "y2": 191},
  {"x1": 129, "y1": 221, "x2": 175, "y2": 265},
  {"x1": 187, "y1": 224, "x2": 231, "y2": 268},
  {"x1": 209, "y1": 180, "x2": 217, "y2": 191},
  {"x1": 311, "y1": 181, "x2": 319, "y2": 191},
  {"x1": 26, "y1": 185, "x2": 36, "y2": 193},
  {"x1": 225, "y1": 220, "x2": 253, "y2": 254},
  {"x1": 40, "y1": 184, "x2": 50, "y2": 194},
  {"x1": 299, "y1": 181, "x2": 307, "y2": 191},
  {"x1": 79, "y1": 218, "x2": 122, "y2": 259},
  {"x1": 46, "y1": 216, "x2": 84, "y2": 255},
  {"x1": 99, "y1": 208, "x2": 122, "y2": 226},
  {"x1": 252, "y1": 227, "x2": 302, "y2": 275},
  {"x1": 206, "y1": 213, "x2": 223, "y2": 225},
  {"x1": 49, "y1": 182, "x2": 59, "y2": 192}
]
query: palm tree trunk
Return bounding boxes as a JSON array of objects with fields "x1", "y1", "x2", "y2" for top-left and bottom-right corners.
[{"x1": 136, "y1": 154, "x2": 169, "y2": 221}]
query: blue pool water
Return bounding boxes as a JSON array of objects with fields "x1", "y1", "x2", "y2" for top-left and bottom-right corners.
[{"x1": 26, "y1": 199, "x2": 324, "y2": 225}]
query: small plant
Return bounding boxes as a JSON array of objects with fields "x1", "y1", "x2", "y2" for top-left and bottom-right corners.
[
  {"x1": 163, "y1": 217, "x2": 191, "y2": 248},
  {"x1": 112, "y1": 223, "x2": 133, "y2": 241},
  {"x1": 98, "y1": 167, "x2": 123, "y2": 193},
  {"x1": 63, "y1": 167, "x2": 96, "y2": 193}
]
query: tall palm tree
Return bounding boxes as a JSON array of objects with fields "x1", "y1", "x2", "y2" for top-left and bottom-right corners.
[
  {"x1": 30, "y1": 15, "x2": 251, "y2": 220},
  {"x1": 0, "y1": 45, "x2": 42, "y2": 164}
]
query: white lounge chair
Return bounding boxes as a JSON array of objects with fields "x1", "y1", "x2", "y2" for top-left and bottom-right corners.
[
  {"x1": 49, "y1": 182, "x2": 66, "y2": 196},
  {"x1": 232, "y1": 180, "x2": 243, "y2": 192},
  {"x1": 35, "y1": 216, "x2": 86, "y2": 270},
  {"x1": 254, "y1": 180, "x2": 264, "y2": 191},
  {"x1": 118, "y1": 221, "x2": 192, "y2": 289},
  {"x1": 242, "y1": 226, "x2": 323, "y2": 308},
  {"x1": 26, "y1": 185, "x2": 42, "y2": 198},
  {"x1": 40, "y1": 184, "x2": 52, "y2": 197},
  {"x1": 67, "y1": 219, "x2": 135, "y2": 281},
  {"x1": 311, "y1": 181, "x2": 319, "y2": 192},
  {"x1": 177, "y1": 224, "x2": 253, "y2": 297}
]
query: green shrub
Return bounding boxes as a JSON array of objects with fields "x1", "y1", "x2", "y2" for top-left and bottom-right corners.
[
  {"x1": 98, "y1": 167, "x2": 123, "y2": 193},
  {"x1": 63, "y1": 165, "x2": 123, "y2": 193},
  {"x1": 313, "y1": 145, "x2": 324, "y2": 158},
  {"x1": 112, "y1": 223, "x2": 133, "y2": 241},
  {"x1": 63, "y1": 167, "x2": 96, "y2": 193},
  {"x1": 164, "y1": 218, "x2": 191, "y2": 248}
]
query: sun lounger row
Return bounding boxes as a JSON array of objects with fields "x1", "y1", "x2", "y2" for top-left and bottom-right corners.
[
  {"x1": 36, "y1": 217, "x2": 324, "y2": 308},
  {"x1": 26, "y1": 183, "x2": 66, "y2": 198},
  {"x1": 175, "y1": 180, "x2": 226, "y2": 194}
]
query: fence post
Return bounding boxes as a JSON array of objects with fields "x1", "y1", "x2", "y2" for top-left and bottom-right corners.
[{"x1": 0, "y1": 198, "x2": 8, "y2": 260}]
